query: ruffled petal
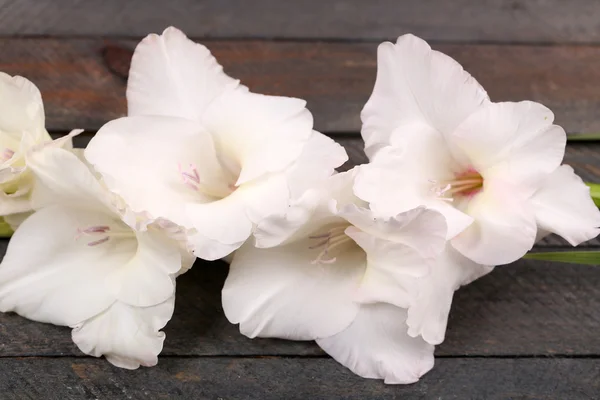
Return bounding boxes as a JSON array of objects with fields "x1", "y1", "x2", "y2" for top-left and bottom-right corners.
[
  {"x1": 316, "y1": 303, "x2": 435, "y2": 384},
  {"x1": 203, "y1": 88, "x2": 313, "y2": 185},
  {"x1": 0, "y1": 206, "x2": 134, "y2": 326},
  {"x1": 72, "y1": 295, "x2": 174, "y2": 369},
  {"x1": 285, "y1": 131, "x2": 348, "y2": 199},
  {"x1": 451, "y1": 180, "x2": 537, "y2": 265},
  {"x1": 407, "y1": 246, "x2": 493, "y2": 345},
  {"x1": 0, "y1": 73, "x2": 45, "y2": 136},
  {"x1": 127, "y1": 26, "x2": 239, "y2": 120},
  {"x1": 530, "y1": 165, "x2": 600, "y2": 245},
  {"x1": 222, "y1": 240, "x2": 364, "y2": 340},
  {"x1": 85, "y1": 115, "x2": 222, "y2": 226},
  {"x1": 354, "y1": 146, "x2": 472, "y2": 239},
  {"x1": 106, "y1": 229, "x2": 181, "y2": 307},
  {"x1": 27, "y1": 146, "x2": 113, "y2": 214},
  {"x1": 452, "y1": 101, "x2": 566, "y2": 190},
  {"x1": 340, "y1": 205, "x2": 447, "y2": 258},
  {"x1": 361, "y1": 34, "x2": 488, "y2": 158}
]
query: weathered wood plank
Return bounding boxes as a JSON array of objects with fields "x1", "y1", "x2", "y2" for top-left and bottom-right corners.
[
  {"x1": 1, "y1": 0, "x2": 600, "y2": 44},
  {"x1": 2, "y1": 39, "x2": 600, "y2": 133},
  {"x1": 1, "y1": 249, "x2": 599, "y2": 357},
  {"x1": 0, "y1": 357, "x2": 598, "y2": 399}
]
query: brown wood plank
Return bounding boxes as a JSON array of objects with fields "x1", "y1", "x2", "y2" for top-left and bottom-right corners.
[
  {"x1": 1, "y1": 0, "x2": 600, "y2": 44},
  {"x1": 1, "y1": 248, "x2": 599, "y2": 358},
  {"x1": 0, "y1": 357, "x2": 597, "y2": 399},
  {"x1": 1, "y1": 39, "x2": 600, "y2": 133}
]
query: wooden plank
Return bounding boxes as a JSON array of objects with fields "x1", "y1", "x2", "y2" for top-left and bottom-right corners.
[
  {"x1": 0, "y1": 357, "x2": 597, "y2": 399},
  {"x1": 1, "y1": 245, "x2": 599, "y2": 358},
  {"x1": 1, "y1": 0, "x2": 600, "y2": 44},
  {"x1": 1, "y1": 39, "x2": 600, "y2": 133}
]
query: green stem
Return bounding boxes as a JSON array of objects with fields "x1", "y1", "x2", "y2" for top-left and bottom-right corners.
[
  {"x1": 568, "y1": 133, "x2": 600, "y2": 141},
  {"x1": 586, "y1": 183, "x2": 600, "y2": 207},
  {"x1": 523, "y1": 251, "x2": 600, "y2": 265}
]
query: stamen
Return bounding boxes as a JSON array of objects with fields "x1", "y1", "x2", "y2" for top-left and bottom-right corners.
[
  {"x1": 75, "y1": 225, "x2": 133, "y2": 246},
  {"x1": 177, "y1": 162, "x2": 237, "y2": 198},
  {"x1": 87, "y1": 237, "x2": 110, "y2": 246},
  {"x1": 178, "y1": 163, "x2": 200, "y2": 191},
  {"x1": 430, "y1": 170, "x2": 483, "y2": 201},
  {"x1": 308, "y1": 225, "x2": 352, "y2": 265}
]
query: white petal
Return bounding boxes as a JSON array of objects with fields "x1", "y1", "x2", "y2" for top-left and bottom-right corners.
[
  {"x1": 0, "y1": 190, "x2": 32, "y2": 215},
  {"x1": 361, "y1": 34, "x2": 488, "y2": 158},
  {"x1": 407, "y1": 246, "x2": 493, "y2": 345},
  {"x1": 203, "y1": 88, "x2": 313, "y2": 185},
  {"x1": 0, "y1": 73, "x2": 45, "y2": 136},
  {"x1": 0, "y1": 206, "x2": 134, "y2": 326},
  {"x1": 340, "y1": 205, "x2": 447, "y2": 258},
  {"x1": 452, "y1": 101, "x2": 566, "y2": 189},
  {"x1": 316, "y1": 303, "x2": 435, "y2": 384},
  {"x1": 3, "y1": 211, "x2": 31, "y2": 229},
  {"x1": 85, "y1": 115, "x2": 221, "y2": 226},
  {"x1": 72, "y1": 296, "x2": 174, "y2": 369},
  {"x1": 254, "y1": 169, "x2": 362, "y2": 248},
  {"x1": 127, "y1": 27, "x2": 239, "y2": 120},
  {"x1": 28, "y1": 146, "x2": 113, "y2": 214},
  {"x1": 253, "y1": 188, "x2": 323, "y2": 248},
  {"x1": 531, "y1": 165, "x2": 600, "y2": 245},
  {"x1": 354, "y1": 146, "x2": 472, "y2": 239},
  {"x1": 347, "y1": 227, "x2": 424, "y2": 308},
  {"x1": 451, "y1": 180, "x2": 537, "y2": 265},
  {"x1": 185, "y1": 174, "x2": 290, "y2": 260},
  {"x1": 106, "y1": 229, "x2": 181, "y2": 307},
  {"x1": 222, "y1": 239, "x2": 364, "y2": 340},
  {"x1": 285, "y1": 131, "x2": 348, "y2": 199}
]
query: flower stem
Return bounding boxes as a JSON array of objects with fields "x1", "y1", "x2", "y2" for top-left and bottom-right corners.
[{"x1": 523, "y1": 251, "x2": 600, "y2": 265}]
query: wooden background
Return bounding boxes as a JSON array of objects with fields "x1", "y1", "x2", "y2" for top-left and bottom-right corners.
[{"x1": 1, "y1": 1, "x2": 600, "y2": 398}]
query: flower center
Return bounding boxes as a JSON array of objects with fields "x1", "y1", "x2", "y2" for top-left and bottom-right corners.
[
  {"x1": 75, "y1": 225, "x2": 135, "y2": 246},
  {"x1": 308, "y1": 225, "x2": 353, "y2": 265},
  {"x1": 178, "y1": 163, "x2": 236, "y2": 199},
  {"x1": 430, "y1": 168, "x2": 483, "y2": 201}
]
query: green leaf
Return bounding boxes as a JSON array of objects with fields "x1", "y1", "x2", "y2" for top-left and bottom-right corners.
[
  {"x1": 523, "y1": 251, "x2": 600, "y2": 265},
  {"x1": 568, "y1": 133, "x2": 600, "y2": 141},
  {"x1": 586, "y1": 183, "x2": 600, "y2": 207}
]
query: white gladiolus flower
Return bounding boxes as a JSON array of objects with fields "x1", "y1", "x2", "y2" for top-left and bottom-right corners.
[
  {"x1": 0, "y1": 73, "x2": 76, "y2": 228},
  {"x1": 222, "y1": 169, "x2": 468, "y2": 384},
  {"x1": 84, "y1": 27, "x2": 347, "y2": 260},
  {"x1": 0, "y1": 144, "x2": 193, "y2": 369},
  {"x1": 356, "y1": 34, "x2": 600, "y2": 265}
]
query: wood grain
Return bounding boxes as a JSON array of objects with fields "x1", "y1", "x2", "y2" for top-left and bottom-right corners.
[
  {"x1": 0, "y1": 357, "x2": 598, "y2": 400},
  {"x1": 2, "y1": 39, "x2": 600, "y2": 133},
  {"x1": 1, "y1": 248, "x2": 599, "y2": 358},
  {"x1": 1, "y1": 0, "x2": 600, "y2": 43}
]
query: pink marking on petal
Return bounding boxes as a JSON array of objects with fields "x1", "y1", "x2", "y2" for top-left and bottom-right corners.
[{"x1": 87, "y1": 237, "x2": 110, "y2": 246}]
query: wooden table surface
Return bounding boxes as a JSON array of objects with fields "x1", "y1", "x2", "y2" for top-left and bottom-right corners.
[{"x1": 1, "y1": 1, "x2": 600, "y2": 398}]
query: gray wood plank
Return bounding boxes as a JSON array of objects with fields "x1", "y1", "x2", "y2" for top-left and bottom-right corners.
[
  {"x1": 0, "y1": 357, "x2": 598, "y2": 399},
  {"x1": 1, "y1": 250, "x2": 599, "y2": 358},
  {"x1": 0, "y1": 0, "x2": 599, "y2": 43},
  {"x1": 1, "y1": 39, "x2": 600, "y2": 133}
]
